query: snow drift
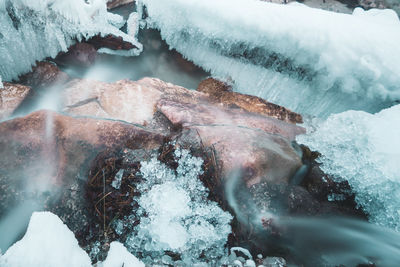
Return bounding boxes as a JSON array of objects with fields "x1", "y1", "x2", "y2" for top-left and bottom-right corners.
[
  {"x1": 0, "y1": 0, "x2": 142, "y2": 82},
  {"x1": 142, "y1": 0, "x2": 400, "y2": 116},
  {"x1": 297, "y1": 104, "x2": 400, "y2": 231}
]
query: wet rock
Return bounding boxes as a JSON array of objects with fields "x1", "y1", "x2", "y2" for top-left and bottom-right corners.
[
  {"x1": 0, "y1": 110, "x2": 165, "y2": 185},
  {"x1": 55, "y1": 43, "x2": 97, "y2": 67},
  {"x1": 18, "y1": 61, "x2": 70, "y2": 89},
  {"x1": 61, "y1": 77, "x2": 304, "y2": 188},
  {"x1": 107, "y1": 0, "x2": 134, "y2": 9},
  {"x1": 197, "y1": 78, "x2": 302, "y2": 124},
  {"x1": 87, "y1": 34, "x2": 138, "y2": 51},
  {"x1": 0, "y1": 82, "x2": 31, "y2": 120}
]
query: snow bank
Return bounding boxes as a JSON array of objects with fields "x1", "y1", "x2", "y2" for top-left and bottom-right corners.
[
  {"x1": 101, "y1": 242, "x2": 144, "y2": 267},
  {"x1": 0, "y1": 211, "x2": 92, "y2": 267},
  {"x1": 142, "y1": 0, "x2": 400, "y2": 116},
  {"x1": 118, "y1": 148, "x2": 232, "y2": 265},
  {"x1": 0, "y1": 0, "x2": 142, "y2": 82},
  {"x1": 297, "y1": 104, "x2": 400, "y2": 230}
]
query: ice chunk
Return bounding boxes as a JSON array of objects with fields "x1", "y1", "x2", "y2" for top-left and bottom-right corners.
[
  {"x1": 0, "y1": 211, "x2": 91, "y2": 267},
  {"x1": 297, "y1": 104, "x2": 400, "y2": 230},
  {"x1": 0, "y1": 0, "x2": 142, "y2": 82},
  {"x1": 127, "y1": 12, "x2": 140, "y2": 38},
  {"x1": 142, "y1": 0, "x2": 400, "y2": 116},
  {"x1": 120, "y1": 148, "x2": 232, "y2": 265},
  {"x1": 101, "y1": 242, "x2": 144, "y2": 267},
  {"x1": 111, "y1": 169, "x2": 124, "y2": 189}
]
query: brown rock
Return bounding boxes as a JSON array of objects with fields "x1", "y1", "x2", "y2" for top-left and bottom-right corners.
[
  {"x1": 61, "y1": 77, "x2": 305, "y2": 188},
  {"x1": 87, "y1": 34, "x2": 138, "y2": 51},
  {"x1": 107, "y1": 0, "x2": 134, "y2": 9},
  {"x1": 55, "y1": 43, "x2": 97, "y2": 67},
  {"x1": 18, "y1": 61, "x2": 70, "y2": 89},
  {"x1": 0, "y1": 110, "x2": 165, "y2": 186},
  {"x1": 197, "y1": 78, "x2": 303, "y2": 124},
  {"x1": 0, "y1": 82, "x2": 31, "y2": 120}
]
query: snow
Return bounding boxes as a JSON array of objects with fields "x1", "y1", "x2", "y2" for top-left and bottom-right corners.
[
  {"x1": 0, "y1": 0, "x2": 142, "y2": 82},
  {"x1": 101, "y1": 242, "x2": 144, "y2": 267},
  {"x1": 0, "y1": 211, "x2": 92, "y2": 267},
  {"x1": 142, "y1": 0, "x2": 400, "y2": 116},
  {"x1": 297, "y1": 104, "x2": 400, "y2": 230},
  {"x1": 118, "y1": 148, "x2": 232, "y2": 265}
]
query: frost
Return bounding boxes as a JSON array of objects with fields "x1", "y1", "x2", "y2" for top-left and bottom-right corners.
[
  {"x1": 142, "y1": 0, "x2": 400, "y2": 116},
  {"x1": 111, "y1": 169, "x2": 124, "y2": 189},
  {"x1": 116, "y1": 148, "x2": 232, "y2": 265},
  {"x1": 297, "y1": 104, "x2": 400, "y2": 230},
  {"x1": 0, "y1": 0, "x2": 142, "y2": 81}
]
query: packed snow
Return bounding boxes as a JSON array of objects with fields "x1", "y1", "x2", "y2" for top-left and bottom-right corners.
[
  {"x1": 142, "y1": 0, "x2": 400, "y2": 116},
  {"x1": 0, "y1": 0, "x2": 142, "y2": 82},
  {"x1": 0, "y1": 212, "x2": 92, "y2": 267},
  {"x1": 114, "y1": 148, "x2": 233, "y2": 266},
  {"x1": 297, "y1": 104, "x2": 400, "y2": 230}
]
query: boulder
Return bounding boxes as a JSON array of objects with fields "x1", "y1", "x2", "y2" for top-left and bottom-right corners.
[
  {"x1": 0, "y1": 82, "x2": 31, "y2": 120},
  {"x1": 107, "y1": 0, "x2": 135, "y2": 9},
  {"x1": 197, "y1": 78, "x2": 302, "y2": 124},
  {"x1": 55, "y1": 43, "x2": 97, "y2": 68},
  {"x1": 18, "y1": 61, "x2": 70, "y2": 89},
  {"x1": 61, "y1": 77, "x2": 304, "y2": 187},
  {"x1": 0, "y1": 110, "x2": 164, "y2": 185}
]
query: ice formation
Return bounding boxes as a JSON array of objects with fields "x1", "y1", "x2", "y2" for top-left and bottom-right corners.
[
  {"x1": 0, "y1": 0, "x2": 142, "y2": 82},
  {"x1": 111, "y1": 169, "x2": 124, "y2": 189},
  {"x1": 118, "y1": 149, "x2": 232, "y2": 265},
  {"x1": 0, "y1": 212, "x2": 92, "y2": 267},
  {"x1": 297, "y1": 104, "x2": 400, "y2": 230},
  {"x1": 142, "y1": 0, "x2": 400, "y2": 116},
  {"x1": 100, "y1": 242, "x2": 144, "y2": 267}
]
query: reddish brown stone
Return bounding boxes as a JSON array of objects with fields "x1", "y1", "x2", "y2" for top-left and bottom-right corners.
[
  {"x1": 88, "y1": 34, "x2": 138, "y2": 51},
  {"x1": 197, "y1": 78, "x2": 303, "y2": 124},
  {"x1": 0, "y1": 82, "x2": 31, "y2": 120},
  {"x1": 107, "y1": 0, "x2": 134, "y2": 9},
  {"x1": 0, "y1": 110, "x2": 165, "y2": 186},
  {"x1": 18, "y1": 61, "x2": 70, "y2": 89}
]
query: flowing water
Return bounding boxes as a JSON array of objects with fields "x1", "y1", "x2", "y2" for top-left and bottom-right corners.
[{"x1": 1, "y1": 3, "x2": 400, "y2": 267}]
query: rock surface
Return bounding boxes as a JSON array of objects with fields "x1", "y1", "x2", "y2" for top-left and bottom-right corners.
[
  {"x1": 18, "y1": 61, "x2": 70, "y2": 89},
  {"x1": 197, "y1": 78, "x2": 303, "y2": 124},
  {"x1": 0, "y1": 110, "x2": 164, "y2": 185},
  {"x1": 0, "y1": 83, "x2": 31, "y2": 120},
  {"x1": 107, "y1": 0, "x2": 135, "y2": 9}
]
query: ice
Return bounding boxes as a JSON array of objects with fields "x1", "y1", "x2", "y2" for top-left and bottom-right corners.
[
  {"x1": 0, "y1": 0, "x2": 142, "y2": 82},
  {"x1": 0, "y1": 76, "x2": 3, "y2": 89},
  {"x1": 119, "y1": 148, "x2": 232, "y2": 265},
  {"x1": 100, "y1": 242, "x2": 144, "y2": 267},
  {"x1": 111, "y1": 169, "x2": 124, "y2": 189},
  {"x1": 0, "y1": 211, "x2": 92, "y2": 267},
  {"x1": 142, "y1": 0, "x2": 400, "y2": 116},
  {"x1": 297, "y1": 104, "x2": 400, "y2": 230}
]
